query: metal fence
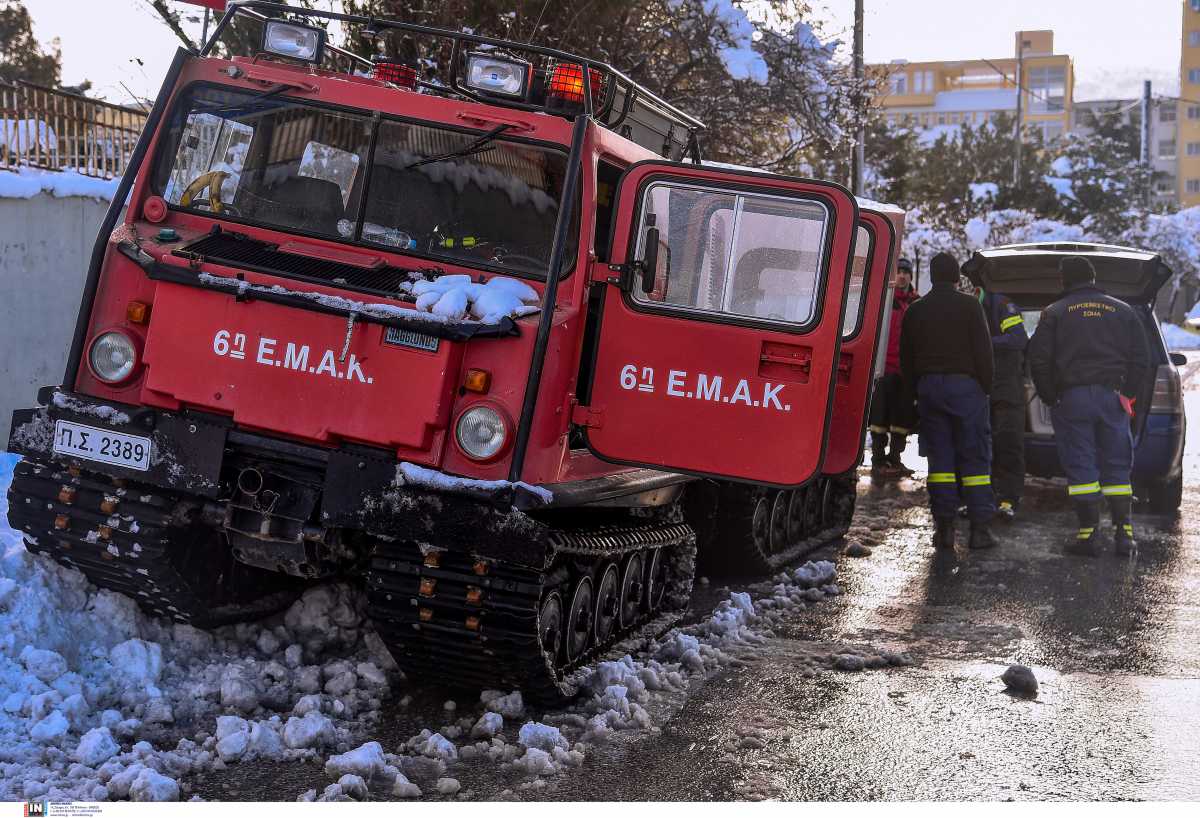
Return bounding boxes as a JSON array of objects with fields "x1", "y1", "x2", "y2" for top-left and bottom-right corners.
[{"x1": 1, "y1": 81, "x2": 147, "y2": 179}]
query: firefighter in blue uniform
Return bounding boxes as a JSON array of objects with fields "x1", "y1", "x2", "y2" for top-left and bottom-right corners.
[
  {"x1": 976, "y1": 285, "x2": 1029, "y2": 520},
  {"x1": 900, "y1": 252, "x2": 997, "y2": 550},
  {"x1": 1027, "y1": 256, "x2": 1151, "y2": 555}
]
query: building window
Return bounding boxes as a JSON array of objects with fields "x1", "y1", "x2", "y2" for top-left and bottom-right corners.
[
  {"x1": 1187, "y1": 179, "x2": 1200, "y2": 194},
  {"x1": 1161, "y1": 139, "x2": 1177, "y2": 160},
  {"x1": 1188, "y1": 142, "x2": 1200, "y2": 156},
  {"x1": 1037, "y1": 121, "x2": 1064, "y2": 142},
  {"x1": 1190, "y1": 106, "x2": 1200, "y2": 119},
  {"x1": 889, "y1": 72, "x2": 908, "y2": 95},
  {"x1": 1157, "y1": 177, "x2": 1177, "y2": 194},
  {"x1": 912, "y1": 69, "x2": 935, "y2": 94},
  {"x1": 1190, "y1": 68, "x2": 1200, "y2": 84},
  {"x1": 1193, "y1": 0, "x2": 1200, "y2": 11},
  {"x1": 1027, "y1": 65, "x2": 1066, "y2": 112},
  {"x1": 1191, "y1": 31, "x2": 1200, "y2": 46},
  {"x1": 1161, "y1": 104, "x2": 1178, "y2": 122}
]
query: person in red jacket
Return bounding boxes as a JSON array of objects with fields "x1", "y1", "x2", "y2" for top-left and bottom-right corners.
[{"x1": 869, "y1": 258, "x2": 920, "y2": 476}]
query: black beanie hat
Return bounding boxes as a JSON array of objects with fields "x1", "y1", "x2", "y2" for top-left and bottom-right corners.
[
  {"x1": 1059, "y1": 255, "x2": 1096, "y2": 288},
  {"x1": 929, "y1": 252, "x2": 960, "y2": 283},
  {"x1": 897, "y1": 257, "x2": 913, "y2": 273}
]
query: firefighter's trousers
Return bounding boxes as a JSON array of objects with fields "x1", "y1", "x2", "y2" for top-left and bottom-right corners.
[
  {"x1": 990, "y1": 352, "x2": 1026, "y2": 506},
  {"x1": 917, "y1": 374, "x2": 994, "y2": 522},
  {"x1": 1050, "y1": 384, "x2": 1133, "y2": 528}
]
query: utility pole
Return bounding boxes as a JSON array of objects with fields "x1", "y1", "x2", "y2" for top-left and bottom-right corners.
[
  {"x1": 1012, "y1": 39, "x2": 1024, "y2": 187},
  {"x1": 1141, "y1": 80, "x2": 1153, "y2": 208},
  {"x1": 851, "y1": 0, "x2": 865, "y2": 196}
]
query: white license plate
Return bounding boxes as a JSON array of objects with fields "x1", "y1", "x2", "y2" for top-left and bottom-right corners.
[{"x1": 52, "y1": 420, "x2": 152, "y2": 472}]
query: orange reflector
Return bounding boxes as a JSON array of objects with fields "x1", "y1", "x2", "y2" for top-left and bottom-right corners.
[
  {"x1": 423, "y1": 551, "x2": 441, "y2": 569},
  {"x1": 53, "y1": 514, "x2": 69, "y2": 530},
  {"x1": 418, "y1": 607, "x2": 433, "y2": 622},
  {"x1": 465, "y1": 615, "x2": 480, "y2": 631},
  {"x1": 466, "y1": 586, "x2": 483, "y2": 605},
  {"x1": 100, "y1": 498, "x2": 118, "y2": 514},
  {"x1": 463, "y1": 369, "x2": 491, "y2": 394},
  {"x1": 58, "y1": 486, "x2": 76, "y2": 505},
  {"x1": 126, "y1": 301, "x2": 151, "y2": 324},
  {"x1": 473, "y1": 560, "x2": 490, "y2": 576},
  {"x1": 419, "y1": 577, "x2": 436, "y2": 597},
  {"x1": 97, "y1": 525, "x2": 112, "y2": 541}
]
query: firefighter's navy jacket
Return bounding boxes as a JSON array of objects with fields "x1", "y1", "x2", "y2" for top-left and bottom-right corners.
[
  {"x1": 1027, "y1": 283, "x2": 1151, "y2": 405},
  {"x1": 980, "y1": 290, "x2": 1028, "y2": 354}
]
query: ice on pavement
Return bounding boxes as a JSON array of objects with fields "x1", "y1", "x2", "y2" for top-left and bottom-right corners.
[{"x1": 0, "y1": 451, "x2": 900, "y2": 801}]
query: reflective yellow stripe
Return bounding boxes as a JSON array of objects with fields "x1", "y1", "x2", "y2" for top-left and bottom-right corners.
[
  {"x1": 961, "y1": 474, "x2": 991, "y2": 487},
  {"x1": 888, "y1": 426, "x2": 911, "y2": 435},
  {"x1": 1000, "y1": 315, "x2": 1024, "y2": 332},
  {"x1": 1122, "y1": 524, "x2": 1134, "y2": 534},
  {"x1": 868, "y1": 425, "x2": 888, "y2": 434},
  {"x1": 1068, "y1": 482, "x2": 1101, "y2": 496},
  {"x1": 928, "y1": 472, "x2": 957, "y2": 484},
  {"x1": 1077, "y1": 527, "x2": 1095, "y2": 538},
  {"x1": 1101, "y1": 484, "x2": 1132, "y2": 496}
]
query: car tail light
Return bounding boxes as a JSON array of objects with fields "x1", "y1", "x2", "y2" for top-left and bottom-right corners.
[
  {"x1": 372, "y1": 58, "x2": 417, "y2": 90},
  {"x1": 1150, "y1": 364, "x2": 1181, "y2": 414}
]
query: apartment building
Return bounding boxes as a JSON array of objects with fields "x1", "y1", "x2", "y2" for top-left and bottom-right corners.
[
  {"x1": 869, "y1": 30, "x2": 1075, "y2": 145},
  {"x1": 1072, "y1": 97, "x2": 1178, "y2": 207},
  {"x1": 1179, "y1": 0, "x2": 1200, "y2": 206}
]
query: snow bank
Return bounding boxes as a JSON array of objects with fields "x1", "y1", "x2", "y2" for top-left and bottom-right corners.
[
  {"x1": 1161, "y1": 322, "x2": 1200, "y2": 350},
  {"x1": 0, "y1": 167, "x2": 120, "y2": 201}
]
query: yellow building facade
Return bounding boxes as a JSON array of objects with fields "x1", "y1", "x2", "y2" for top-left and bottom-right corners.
[
  {"x1": 1179, "y1": 0, "x2": 1200, "y2": 206},
  {"x1": 869, "y1": 31, "x2": 1074, "y2": 145}
]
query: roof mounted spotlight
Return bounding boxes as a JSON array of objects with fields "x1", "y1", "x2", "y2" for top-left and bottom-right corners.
[
  {"x1": 464, "y1": 52, "x2": 530, "y2": 100},
  {"x1": 262, "y1": 19, "x2": 327, "y2": 64}
]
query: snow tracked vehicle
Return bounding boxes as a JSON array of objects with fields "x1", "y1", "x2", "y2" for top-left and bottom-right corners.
[{"x1": 6, "y1": 2, "x2": 903, "y2": 697}]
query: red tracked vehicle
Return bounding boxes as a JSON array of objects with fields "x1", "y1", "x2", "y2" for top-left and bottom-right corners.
[{"x1": 6, "y1": 2, "x2": 903, "y2": 697}]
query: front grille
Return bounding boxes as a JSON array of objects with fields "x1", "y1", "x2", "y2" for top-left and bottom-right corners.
[{"x1": 175, "y1": 232, "x2": 426, "y2": 298}]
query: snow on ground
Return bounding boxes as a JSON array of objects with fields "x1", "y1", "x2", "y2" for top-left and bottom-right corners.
[
  {"x1": 0, "y1": 167, "x2": 121, "y2": 201},
  {"x1": 0, "y1": 452, "x2": 908, "y2": 801},
  {"x1": 1162, "y1": 322, "x2": 1200, "y2": 351}
]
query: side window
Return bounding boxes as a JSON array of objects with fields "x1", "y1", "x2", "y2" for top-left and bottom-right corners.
[
  {"x1": 594, "y1": 159, "x2": 623, "y2": 262},
  {"x1": 841, "y1": 225, "x2": 872, "y2": 337},
  {"x1": 633, "y1": 181, "x2": 830, "y2": 326}
]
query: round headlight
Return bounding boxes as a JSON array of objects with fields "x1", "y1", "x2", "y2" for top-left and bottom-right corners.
[
  {"x1": 455, "y1": 405, "x2": 508, "y2": 460},
  {"x1": 88, "y1": 331, "x2": 137, "y2": 384}
]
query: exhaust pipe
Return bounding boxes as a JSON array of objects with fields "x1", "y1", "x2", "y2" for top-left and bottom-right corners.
[{"x1": 237, "y1": 467, "x2": 264, "y2": 496}]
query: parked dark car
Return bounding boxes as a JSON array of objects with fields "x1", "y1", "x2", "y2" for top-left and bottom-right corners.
[{"x1": 964, "y1": 242, "x2": 1186, "y2": 512}]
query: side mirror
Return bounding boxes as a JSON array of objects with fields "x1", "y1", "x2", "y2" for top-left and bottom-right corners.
[
  {"x1": 1169, "y1": 352, "x2": 1188, "y2": 367},
  {"x1": 641, "y1": 225, "x2": 659, "y2": 294}
]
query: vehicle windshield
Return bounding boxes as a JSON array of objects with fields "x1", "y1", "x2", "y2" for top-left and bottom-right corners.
[{"x1": 152, "y1": 85, "x2": 573, "y2": 277}]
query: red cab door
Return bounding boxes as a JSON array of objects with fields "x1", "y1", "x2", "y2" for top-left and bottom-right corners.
[
  {"x1": 580, "y1": 162, "x2": 860, "y2": 487},
  {"x1": 822, "y1": 209, "x2": 901, "y2": 476}
]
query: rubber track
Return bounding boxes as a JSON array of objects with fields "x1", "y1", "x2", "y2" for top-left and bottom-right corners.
[
  {"x1": 366, "y1": 519, "x2": 696, "y2": 701},
  {"x1": 6, "y1": 459, "x2": 294, "y2": 626}
]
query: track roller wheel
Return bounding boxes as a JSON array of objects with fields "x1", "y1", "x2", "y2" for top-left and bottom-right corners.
[
  {"x1": 539, "y1": 591, "x2": 564, "y2": 664},
  {"x1": 594, "y1": 563, "x2": 620, "y2": 644},
  {"x1": 565, "y1": 577, "x2": 594, "y2": 663},
  {"x1": 646, "y1": 547, "x2": 668, "y2": 611},
  {"x1": 618, "y1": 552, "x2": 644, "y2": 629},
  {"x1": 769, "y1": 491, "x2": 790, "y2": 554},
  {"x1": 787, "y1": 488, "x2": 806, "y2": 542}
]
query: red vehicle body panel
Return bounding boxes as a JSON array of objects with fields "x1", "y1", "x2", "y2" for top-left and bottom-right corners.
[
  {"x1": 582, "y1": 163, "x2": 859, "y2": 487},
  {"x1": 821, "y1": 209, "x2": 900, "y2": 476}
]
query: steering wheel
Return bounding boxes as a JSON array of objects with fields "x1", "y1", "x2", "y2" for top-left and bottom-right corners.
[{"x1": 179, "y1": 170, "x2": 230, "y2": 214}]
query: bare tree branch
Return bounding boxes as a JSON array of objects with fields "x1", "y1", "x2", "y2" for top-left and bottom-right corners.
[{"x1": 145, "y1": 0, "x2": 198, "y2": 51}]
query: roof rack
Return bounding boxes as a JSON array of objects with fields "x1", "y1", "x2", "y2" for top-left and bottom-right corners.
[{"x1": 205, "y1": 1, "x2": 706, "y2": 162}]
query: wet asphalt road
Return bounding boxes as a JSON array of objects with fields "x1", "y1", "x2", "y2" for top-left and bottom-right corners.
[{"x1": 194, "y1": 363, "x2": 1200, "y2": 801}]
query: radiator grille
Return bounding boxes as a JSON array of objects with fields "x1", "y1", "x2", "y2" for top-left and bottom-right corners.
[{"x1": 175, "y1": 233, "x2": 423, "y2": 297}]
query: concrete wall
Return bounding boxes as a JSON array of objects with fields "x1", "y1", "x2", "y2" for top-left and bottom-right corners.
[{"x1": 0, "y1": 193, "x2": 111, "y2": 428}]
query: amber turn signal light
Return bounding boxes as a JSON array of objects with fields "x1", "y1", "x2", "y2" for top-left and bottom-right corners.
[
  {"x1": 463, "y1": 369, "x2": 491, "y2": 394},
  {"x1": 126, "y1": 301, "x2": 151, "y2": 324}
]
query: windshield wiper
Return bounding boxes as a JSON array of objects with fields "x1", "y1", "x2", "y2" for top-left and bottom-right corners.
[
  {"x1": 193, "y1": 83, "x2": 298, "y2": 115},
  {"x1": 405, "y1": 123, "x2": 515, "y2": 170}
]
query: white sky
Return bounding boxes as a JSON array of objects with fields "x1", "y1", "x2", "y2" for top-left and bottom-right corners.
[{"x1": 22, "y1": 0, "x2": 1184, "y2": 106}]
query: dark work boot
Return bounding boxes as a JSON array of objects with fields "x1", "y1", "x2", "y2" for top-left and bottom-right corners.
[
  {"x1": 933, "y1": 517, "x2": 956, "y2": 550},
  {"x1": 1108, "y1": 495, "x2": 1136, "y2": 555},
  {"x1": 886, "y1": 433, "x2": 914, "y2": 476},
  {"x1": 870, "y1": 432, "x2": 888, "y2": 472},
  {"x1": 1064, "y1": 498, "x2": 1101, "y2": 556},
  {"x1": 968, "y1": 519, "x2": 997, "y2": 549}
]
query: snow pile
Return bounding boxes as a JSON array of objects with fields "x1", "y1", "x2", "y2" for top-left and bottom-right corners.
[
  {"x1": 0, "y1": 454, "x2": 402, "y2": 802},
  {"x1": 395, "y1": 461, "x2": 553, "y2": 506},
  {"x1": 968, "y1": 182, "x2": 998, "y2": 201},
  {"x1": 402, "y1": 274, "x2": 541, "y2": 323},
  {"x1": 0, "y1": 166, "x2": 120, "y2": 201},
  {"x1": 1161, "y1": 322, "x2": 1200, "y2": 350}
]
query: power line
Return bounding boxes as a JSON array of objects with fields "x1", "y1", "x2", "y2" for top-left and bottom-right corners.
[{"x1": 980, "y1": 57, "x2": 1053, "y2": 104}]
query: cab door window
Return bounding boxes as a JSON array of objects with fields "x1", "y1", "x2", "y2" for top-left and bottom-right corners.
[
  {"x1": 631, "y1": 182, "x2": 830, "y2": 327},
  {"x1": 841, "y1": 226, "x2": 872, "y2": 337}
]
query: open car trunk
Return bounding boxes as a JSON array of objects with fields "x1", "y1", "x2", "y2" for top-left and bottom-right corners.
[{"x1": 963, "y1": 242, "x2": 1172, "y2": 446}]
